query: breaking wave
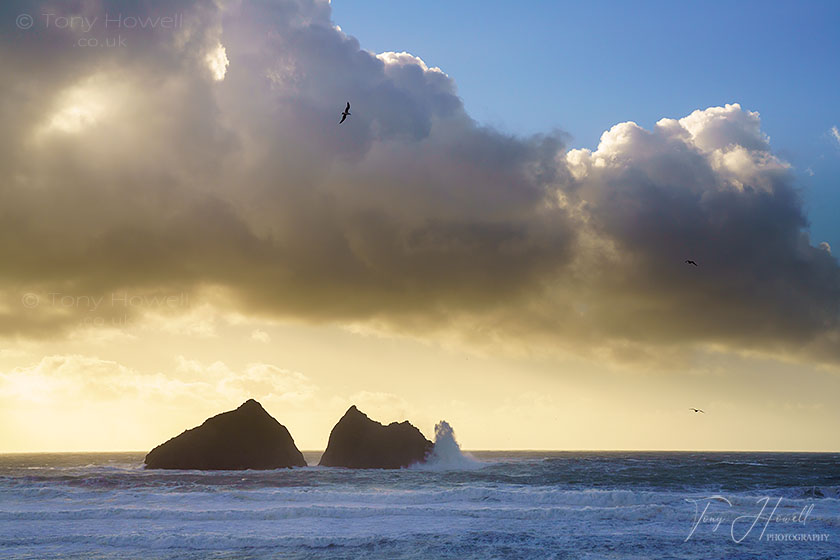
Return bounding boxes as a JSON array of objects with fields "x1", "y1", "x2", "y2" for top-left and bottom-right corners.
[{"x1": 415, "y1": 421, "x2": 482, "y2": 471}]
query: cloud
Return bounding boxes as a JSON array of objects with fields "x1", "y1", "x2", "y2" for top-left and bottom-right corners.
[
  {"x1": 562, "y1": 106, "x2": 839, "y2": 360},
  {"x1": 0, "y1": 353, "x2": 320, "y2": 450},
  {"x1": 0, "y1": 354, "x2": 315, "y2": 407},
  {"x1": 205, "y1": 42, "x2": 229, "y2": 81},
  {"x1": 0, "y1": 0, "x2": 838, "y2": 367},
  {"x1": 251, "y1": 328, "x2": 271, "y2": 343},
  {"x1": 0, "y1": 355, "x2": 158, "y2": 404},
  {"x1": 831, "y1": 125, "x2": 840, "y2": 147}
]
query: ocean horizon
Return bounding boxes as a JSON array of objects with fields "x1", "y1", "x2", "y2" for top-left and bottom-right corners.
[{"x1": 2, "y1": 449, "x2": 838, "y2": 559}]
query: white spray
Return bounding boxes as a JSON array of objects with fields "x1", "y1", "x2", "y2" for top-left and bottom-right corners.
[{"x1": 417, "y1": 420, "x2": 482, "y2": 470}]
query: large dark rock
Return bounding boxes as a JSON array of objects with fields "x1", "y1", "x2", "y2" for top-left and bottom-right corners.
[
  {"x1": 144, "y1": 399, "x2": 306, "y2": 470},
  {"x1": 319, "y1": 405, "x2": 433, "y2": 469}
]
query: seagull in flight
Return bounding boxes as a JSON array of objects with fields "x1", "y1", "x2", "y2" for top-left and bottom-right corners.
[
  {"x1": 339, "y1": 101, "x2": 351, "y2": 124},
  {"x1": 685, "y1": 260, "x2": 698, "y2": 266},
  {"x1": 689, "y1": 408, "x2": 705, "y2": 413}
]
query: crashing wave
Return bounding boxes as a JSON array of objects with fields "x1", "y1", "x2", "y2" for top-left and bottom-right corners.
[{"x1": 413, "y1": 421, "x2": 482, "y2": 471}]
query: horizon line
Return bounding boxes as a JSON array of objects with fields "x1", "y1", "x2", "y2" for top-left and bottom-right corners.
[{"x1": 2, "y1": 448, "x2": 839, "y2": 455}]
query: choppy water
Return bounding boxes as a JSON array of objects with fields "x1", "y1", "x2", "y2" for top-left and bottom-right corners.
[{"x1": 1, "y1": 451, "x2": 838, "y2": 559}]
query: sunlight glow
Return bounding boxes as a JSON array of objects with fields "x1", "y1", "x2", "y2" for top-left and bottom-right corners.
[
  {"x1": 41, "y1": 84, "x2": 107, "y2": 135},
  {"x1": 206, "y1": 43, "x2": 230, "y2": 81}
]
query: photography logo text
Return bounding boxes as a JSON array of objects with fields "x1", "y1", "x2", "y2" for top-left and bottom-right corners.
[{"x1": 685, "y1": 495, "x2": 829, "y2": 544}]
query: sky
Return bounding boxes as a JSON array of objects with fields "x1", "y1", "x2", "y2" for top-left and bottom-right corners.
[
  {"x1": 331, "y1": 0, "x2": 840, "y2": 249},
  {"x1": 1, "y1": 0, "x2": 839, "y2": 453}
]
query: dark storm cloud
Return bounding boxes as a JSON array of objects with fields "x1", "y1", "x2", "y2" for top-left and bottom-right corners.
[{"x1": 0, "y1": 0, "x2": 837, "y2": 365}]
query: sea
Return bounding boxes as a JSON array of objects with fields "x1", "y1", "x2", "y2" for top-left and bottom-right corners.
[{"x1": 2, "y1": 427, "x2": 838, "y2": 559}]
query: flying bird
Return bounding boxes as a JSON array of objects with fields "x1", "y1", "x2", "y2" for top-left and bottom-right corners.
[
  {"x1": 685, "y1": 260, "x2": 698, "y2": 266},
  {"x1": 689, "y1": 408, "x2": 705, "y2": 413},
  {"x1": 339, "y1": 101, "x2": 351, "y2": 124}
]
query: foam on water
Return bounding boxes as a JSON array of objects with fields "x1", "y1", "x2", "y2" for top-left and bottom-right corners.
[
  {"x1": 413, "y1": 421, "x2": 482, "y2": 471},
  {"x1": 2, "y1": 451, "x2": 839, "y2": 559}
]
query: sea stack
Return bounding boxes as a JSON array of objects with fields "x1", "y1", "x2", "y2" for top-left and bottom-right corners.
[
  {"x1": 144, "y1": 399, "x2": 306, "y2": 470},
  {"x1": 319, "y1": 405, "x2": 433, "y2": 469}
]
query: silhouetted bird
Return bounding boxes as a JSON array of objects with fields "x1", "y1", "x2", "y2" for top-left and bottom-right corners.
[
  {"x1": 339, "y1": 101, "x2": 351, "y2": 124},
  {"x1": 685, "y1": 260, "x2": 698, "y2": 266},
  {"x1": 689, "y1": 408, "x2": 704, "y2": 413}
]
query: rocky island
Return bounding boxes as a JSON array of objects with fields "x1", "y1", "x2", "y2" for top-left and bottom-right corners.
[
  {"x1": 319, "y1": 405, "x2": 433, "y2": 469},
  {"x1": 144, "y1": 399, "x2": 306, "y2": 470}
]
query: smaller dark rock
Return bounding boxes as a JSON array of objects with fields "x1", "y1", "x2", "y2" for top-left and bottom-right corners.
[
  {"x1": 144, "y1": 399, "x2": 306, "y2": 470},
  {"x1": 319, "y1": 405, "x2": 433, "y2": 469}
]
